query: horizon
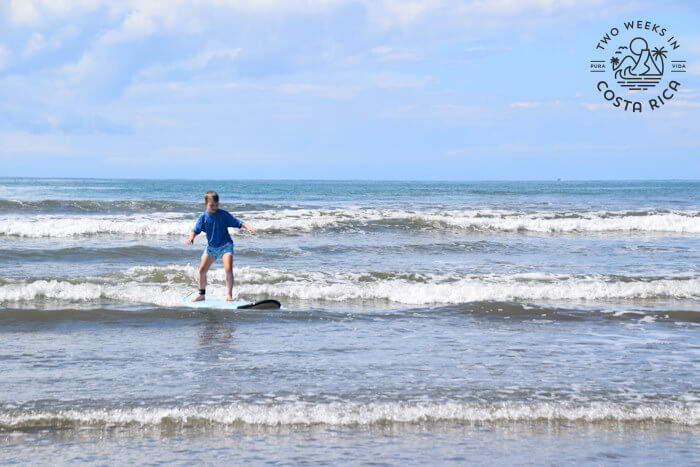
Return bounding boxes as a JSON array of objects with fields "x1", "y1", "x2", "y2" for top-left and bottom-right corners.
[{"x1": 1, "y1": 176, "x2": 699, "y2": 183}]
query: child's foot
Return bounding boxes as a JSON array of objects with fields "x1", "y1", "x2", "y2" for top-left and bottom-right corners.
[
  {"x1": 191, "y1": 294, "x2": 205, "y2": 302},
  {"x1": 225, "y1": 295, "x2": 233, "y2": 301}
]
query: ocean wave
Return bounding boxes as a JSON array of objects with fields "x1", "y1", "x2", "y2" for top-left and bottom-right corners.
[
  {"x1": 0, "y1": 209, "x2": 698, "y2": 237},
  {"x1": 0, "y1": 266, "x2": 698, "y2": 307},
  {"x1": 0, "y1": 213, "x2": 195, "y2": 237},
  {"x1": 0, "y1": 199, "x2": 292, "y2": 214},
  {"x1": 0, "y1": 402, "x2": 696, "y2": 429}
]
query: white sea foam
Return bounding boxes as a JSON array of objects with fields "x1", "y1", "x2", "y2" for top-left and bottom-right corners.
[
  {"x1": 0, "y1": 279, "x2": 184, "y2": 307},
  {"x1": 410, "y1": 209, "x2": 700, "y2": 233},
  {"x1": 1, "y1": 209, "x2": 698, "y2": 237},
  {"x1": 1, "y1": 266, "x2": 698, "y2": 306},
  {"x1": 0, "y1": 212, "x2": 193, "y2": 237},
  {"x1": 0, "y1": 402, "x2": 696, "y2": 428}
]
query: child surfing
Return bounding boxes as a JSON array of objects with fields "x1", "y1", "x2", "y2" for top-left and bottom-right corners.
[{"x1": 185, "y1": 191, "x2": 257, "y2": 302}]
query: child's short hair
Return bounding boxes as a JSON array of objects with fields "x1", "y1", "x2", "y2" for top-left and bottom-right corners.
[{"x1": 204, "y1": 191, "x2": 219, "y2": 204}]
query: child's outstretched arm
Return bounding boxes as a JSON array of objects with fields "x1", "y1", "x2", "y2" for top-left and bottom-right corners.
[
  {"x1": 228, "y1": 212, "x2": 255, "y2": 233},
  {"x1": 185, "y1": 230, "x2": 197, "y2": 245},
  {"x1": 241, "y1": 222, "x2": 257, "y2": 233},
  {"x1": 187, "y1": 214, "x2": 205, "y2": 245}
]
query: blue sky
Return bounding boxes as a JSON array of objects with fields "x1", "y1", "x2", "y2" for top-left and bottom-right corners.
[{"x1": 0, "y1": 0, "x2": 699, "y2": 180}]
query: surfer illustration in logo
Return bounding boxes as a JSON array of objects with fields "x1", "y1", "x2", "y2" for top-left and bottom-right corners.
[
  {"x1": 611, "y1": 37, "x2": 666, "y2": 91},
  {"x1": 589, "y1": 20, "x2": 686, "y2": 112}
]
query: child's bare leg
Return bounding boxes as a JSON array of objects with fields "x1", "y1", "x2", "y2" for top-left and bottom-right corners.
[
  {"x1": 192, "y1": 254, "x2": 215, "y2": 302},
  {"x1": 223, "y1": 253, "x2": 234, "y2": 300}
]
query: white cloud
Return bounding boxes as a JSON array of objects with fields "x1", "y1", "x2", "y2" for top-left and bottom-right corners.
[
  {"x1": 444, "y1": 141, "x2": 647, "y2": 157},
  {"x1": 676, "y1": 89, "x2": 698, "y2": 100},
  {"x1": 582, "y1": 103, "x2": 608, "y2": 111},
  {"x1": 370, "y1": 45, "x2": 420, "y2": 62},
  {"x1": 7, "y1": 0, "x2": 101, "y2": 24},
  {"x1": 9, "y1": 0, "x2": 625, "y2": 48},
  {"x1": 510, "y1": 101, "x2": 541, "y2": 108},
  {"x1": 129, "y1": 66, "x2": 428, "y2": 100},
  {"x1": 0, "y1": 131, "x2": 72, "y2": 154},
  {"x1": 180, "y1": 48, "x2": 242, "y2": 71},
  {"x1": 99, "y1": 10, "x2": 157, "y2": 45},
  {"x1": 124, "y1": 80, "x2": 222, "y2": 99},
  {"x1": 8, "y1": 0, "x2": 39, "y2": 24},
  {"x1": 133, "y1": 48, "x2": 243, "y2": 84},
  {"x1": 22, "y1": 26, "x2": 79, "y2": 58},
  {"x1": 95, "y1": 0, "x2": 350, "y2": 44},
  {"x1": 276, "y1": 83, "x2": 359, "y2": 99},
  {"x1": 668, "y1": 100, "x2": 700, "y2": 108},
  {"x1": 363, "y1": 0, "x2": 445, "y2": 28},
  {"x1": 59, "y1": 52, "x2": 96, "y2": 82},
  {"x1": 107, "y1": 145, "x2": 274, "y2": 165},
  {"x1": 378, "y1": 103, "x2": 489, "y2": 126},
  {"x1": 23, "y1": 33, "x2": 47, "y2": 57},
  {"x1": 468, "y1": 0, "x2": 605, "y2": 14}
]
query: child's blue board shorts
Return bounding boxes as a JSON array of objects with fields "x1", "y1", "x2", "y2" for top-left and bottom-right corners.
[{"x1": 204, "y1": 242, "x2": 233, "y2": 260}]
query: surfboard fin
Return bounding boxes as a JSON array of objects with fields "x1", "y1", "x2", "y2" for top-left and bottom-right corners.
[{"x1": 237, "y1": 299, "x2": 282, "y2": 310}]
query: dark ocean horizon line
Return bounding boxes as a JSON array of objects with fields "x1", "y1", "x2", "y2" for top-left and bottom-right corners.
[{"x1": 1, "y1": 176, "x2": 699, "y2": 183}]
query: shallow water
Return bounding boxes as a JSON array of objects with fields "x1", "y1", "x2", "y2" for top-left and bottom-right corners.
[{"x1": 1, "y1": 179, "x2": 698, "y2": 464}]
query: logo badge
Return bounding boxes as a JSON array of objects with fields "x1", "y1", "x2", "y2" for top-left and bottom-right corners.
[{"x1": 590, "y1": 20, "x2": 686, "y2": 112}]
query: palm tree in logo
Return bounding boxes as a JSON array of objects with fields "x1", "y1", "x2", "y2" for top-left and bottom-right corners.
[
  {"x1": 610, "y1": 56, "x2": 620, "y2": 69},
  {"x1": 651, "y1": 46, "x2": 667, "y2": 74}
]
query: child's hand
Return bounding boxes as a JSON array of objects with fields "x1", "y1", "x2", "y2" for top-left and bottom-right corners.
[
  {"x1": 185, "y1": 238, "x2": 193, "y2": 245},
  {"x1": 243, "y1": 223, "x2": 257, "y2": 234}
]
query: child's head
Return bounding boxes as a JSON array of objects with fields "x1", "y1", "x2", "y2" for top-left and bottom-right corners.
[{"x1": 204, "y1": 191, "x2": 219, "y2": 213}]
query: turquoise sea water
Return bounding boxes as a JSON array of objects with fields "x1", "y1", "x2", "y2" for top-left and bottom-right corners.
[{"x1": 0, "y1": 178, "x2": 698, "y2": 464}]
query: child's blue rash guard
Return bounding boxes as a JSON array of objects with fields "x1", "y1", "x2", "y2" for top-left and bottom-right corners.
[{"x1": 192, "y1": 209, "x2": 243, "y2": 248}]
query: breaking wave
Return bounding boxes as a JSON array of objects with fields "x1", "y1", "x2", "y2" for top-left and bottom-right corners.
[
  {"x1": 0, "y1": 266, "x2": 697, "y2": 308},
  {"x1": 0, "y1": 199, "x2": 291, "y2": 214},
  {"x1": 0, "y1": 209, "x2": 698, "y2": 237},
  {"x1": 0, "y1": 402, "x2": 696, "y2": 429}
]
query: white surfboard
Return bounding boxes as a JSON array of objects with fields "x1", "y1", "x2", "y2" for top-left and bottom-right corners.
[{"x1": 182, "y1": 297, "x2": 281, "y2": 310}]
